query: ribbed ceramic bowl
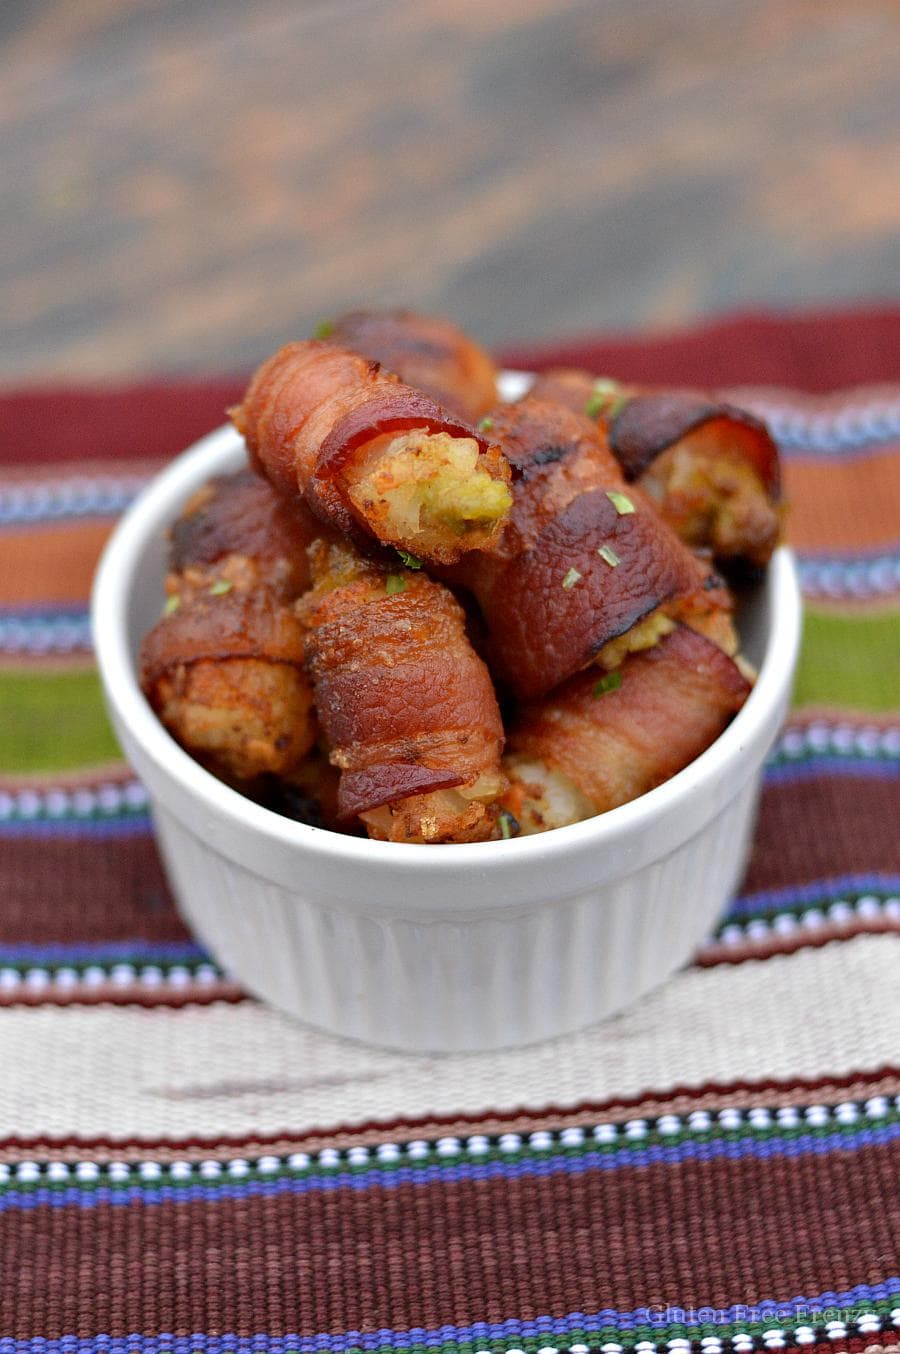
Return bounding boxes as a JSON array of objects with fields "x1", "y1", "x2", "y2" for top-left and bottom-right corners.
[{"x1": 92, "y1": 378, "x2": 802, "y2": 1052}]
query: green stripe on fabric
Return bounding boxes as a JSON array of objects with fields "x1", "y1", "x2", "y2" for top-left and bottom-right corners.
[
  {"x1": 794, "y1": 607, "x2": 900, "y2": 712},
  {"x1": 0, "y1": 668, "x2": 121, "y2": 772},
  {"x1": 3, "y1": 1103, "x2": 897, "y2": 1198}
]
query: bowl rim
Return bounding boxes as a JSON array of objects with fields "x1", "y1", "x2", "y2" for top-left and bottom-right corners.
[{"x1": 91, "y1": 387, "x2": 802, "y2": 890}]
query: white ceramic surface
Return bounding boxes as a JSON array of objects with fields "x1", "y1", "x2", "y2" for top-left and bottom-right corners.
[{"x1": 91, "y1": 383, "x2": 802, "y2": 1052}]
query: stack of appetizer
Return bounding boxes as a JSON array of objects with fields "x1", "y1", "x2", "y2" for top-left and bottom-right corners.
[{"x1": 140, "y1": 310, "x2": 781, "y2": 843}]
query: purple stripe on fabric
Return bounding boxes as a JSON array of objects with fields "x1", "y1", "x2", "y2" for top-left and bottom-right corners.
[
  {"x1": 0, "y1": 819, "x2": 152, "y2": 840},
  {"x1": 727, "y1": 873, "x2": 900, "y2": 918},
  {"x1": 763, "y1": 759, "x2": 900, "y2": 785},
  {"x1": 0, "y1": 940, "x2": 207, "y2": 965},
  {"x1": 0, "y1": 1278, "x2": 897, "y2": 1351}
]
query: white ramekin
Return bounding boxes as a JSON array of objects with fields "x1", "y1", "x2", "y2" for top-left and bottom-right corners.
[{"x1": 91, "y1": 383, "x2": 802, "y2": 1052}]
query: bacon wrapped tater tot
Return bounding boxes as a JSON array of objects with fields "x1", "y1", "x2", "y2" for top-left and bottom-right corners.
[
  {"x1": 446, "y1": 397, "x2": 735, "y2": 701},
  {"x1": 319, "y1": 309, "x2": 498, "y2": 425},
  {"x1": 299, "y1": 540, "x2": 506, "y2": 843},
  {"x1": 529, "y1": 369, "x2": 781, "y2": 570},
  {"x1": 140, "y1": 590, "x2": 315, "y2": 784},
  {"x1": 504, "y1": 624, "x2": 752, "y2": 834},
  {"x1": 138, "y1": 470, "x2": 318, "y2": 784},
  {"x1": 170, "y1": 467, "x2": 320, "y2": 599},
  {"x1": 231, "y1": 340, "x2": 512, "y2": 566}
]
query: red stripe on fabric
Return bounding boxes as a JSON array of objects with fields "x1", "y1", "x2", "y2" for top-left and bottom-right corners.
[
  {"x1": 0, "y1": 984, "x2": 244, "y2": 1010},
  {"x1": 0, "y1": 378, "x2": 246, "y2": 467},
  {"x1": 3, "y1": 1142, "x2": 898, "y2": 1337},
  {"x1": 501, "y1": 306, "x2": 900, "y2": 391},
  {"x1": 3, "y1": 309, "x2": 899, "y2": 470}
]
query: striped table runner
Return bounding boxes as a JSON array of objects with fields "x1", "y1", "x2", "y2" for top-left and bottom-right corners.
[{"x1": 0, "y1": 310, "x2": 898, "y2": 1350}]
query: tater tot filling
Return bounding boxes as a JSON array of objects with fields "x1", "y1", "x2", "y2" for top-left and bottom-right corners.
[
  {"x1": 641, "y1": 442, "x2": 780, "y2": 567},
  {"x1": 360, "y1": 773, "x2": 506, "y2": 845},
  {"x1": 594, "y1": 608, "x2": 676, "y2": 673},
  {"x1": 344, "y1": 429, "x2": 512, "y2": 559},
  {"x1": 155, "y1": 657, "x2": 315, "y2": 781},
  {"x1": 502, "y1": 757, "x2": 595, "y2": 835}
]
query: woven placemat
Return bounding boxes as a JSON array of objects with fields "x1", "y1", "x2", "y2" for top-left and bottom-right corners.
[{"x1": 1, "y1": 308, "x2": 898, "y2": 1348}]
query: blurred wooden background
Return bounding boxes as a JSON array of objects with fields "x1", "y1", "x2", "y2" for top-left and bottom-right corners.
[{"x1": 2, "y1": 0, "x2": 899, "y2": 381}]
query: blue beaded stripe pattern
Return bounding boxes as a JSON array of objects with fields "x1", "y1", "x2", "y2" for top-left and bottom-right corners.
[
  {"x1": 0, "y1": 473, "x2": 152, "y2": 526},
  {"x1": 722, "y1": 873, "x2": 900, "y2": 921},
  {"x1": 737, "y1": 395, "x2": 900, "y2": 454},
  {"x1": 767, "y1": 721, "x2": 900, "y2": 766},
  {"x1": 0, "y1": 722, "x2": 895, "y2": 832},
  {"x1": 797, "y1": 548, "x2": 900, "y2": 600},
  {"x1": 0, "y1": 949, "x2": 219, "y2": 1000},
  {"x1": 0, "y1": 1283, "x2": 898, "y2": 1354},
  {"x1": 0, "y1": 780, "x2": 151, "y2": 832},
  {"x1": 1, "y1": 1095, "x2": 898, "y2": 1214},
  {"x1": 0, "y1": 395, "x2": 897, "y2": 531},
  {"x1": 0, "y1": 607, "x2": 94, "y2": 654}
]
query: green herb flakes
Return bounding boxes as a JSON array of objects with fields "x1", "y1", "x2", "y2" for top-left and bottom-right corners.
[
  {"x1": 606, "y1": 490, "x2": 635, "y2": 516},
  {"x1": 313, "y1": 320, "x2": 335, "y2": 339},
  {"x1": 584, "y1": 378, "x2": 623, "y2": 421},
  {"x1": 561, "y1": 567, "x2": 582, "y2": 590},
  {"x1": 597, "y1": 544, "x2": 621, "y2": 568},
  {"x1": 478, "y1": 416, "x2": 494, "y2": 432},
  {"x1": 208, "y1": 579, "x2": 233, "y2": 596},
  {"x1": 163, "y1": 595, "x2": 181, "y2": 616},
  {"x1": 593, "y1": 671, "x2": 622, "y2": 698},
  {"x1": 498, "y1": 810, "x2": 517, "y2": 840},
  {"x1": 396, "y1": 549, "x2": 423, "y2": 570},
  {"x1": 385, "y1": 573, "x2": 406, "y2": 595}
]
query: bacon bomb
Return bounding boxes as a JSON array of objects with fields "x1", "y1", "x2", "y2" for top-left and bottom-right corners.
[
  {"x1": 299, "y1": 540, "x2": 506, "y2": 843},
  {"x1": 504, "y1": 624, "x2": 752, "y2": 833},
  {"x1": 529, "y1": 368, "x2": 781, "y2": 569},
  {"x1": 231, "y1": 340, "x2": 512, "y2": 566},
  {"x1": 139, "y1": 471, "x2": 317, "y2": 784},
  {"x1": 321, "y1": 309, "x2": 498, "y2": 425},
  {"x1": 445, "y1": 397, "x2": 734, "y2": 701}
]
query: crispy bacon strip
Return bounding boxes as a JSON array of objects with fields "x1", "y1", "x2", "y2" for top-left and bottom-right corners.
[
  {"x1": 505, "y1": 624, "x2": 752, "y2": 832},
  {"x1": 170, "y1": 468, "x2": 321, "y2": 598},
  {"x1": 139, "y1": 471, "x2": 318, "y2": 783},
  {"x1": 323, "y1": 309, "x2": 498, "y2": 424},
  {"x1": 231, "y1": 340, "x2": 511, "y2": 565},
  {"x1": 299, "y1": 541, "x2": 506, "y2": 842},
  {"x1": 529, "y1": 369, "x2": 781, "y2": 569},
  {"x1": 140, "y1": 590, "x2": 315, "y2": 783},
  {"x1": 446, "y1": 397, "x2": 732, "y2": 701}
]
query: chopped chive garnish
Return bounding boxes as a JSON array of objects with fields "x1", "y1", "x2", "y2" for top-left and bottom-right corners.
[
  {"x1": 607, "y1": 395, "x2": 629, "y2": 420},
  {"x1": 163, "y1": 595, "x2": 181, "y2": 616},
  {"x1": 396, "y1": 549, "x2": 423, "y2": 570},
  {"x1": 593, "y1": 671, "x2": 622, "y2": 698},
  {"x1": 313, "y1": 320, "x2": 335, "y2": 339},
  {"x1": 478, "y1": 416, "x2": 494, "y2": 432},
  {"x1": 561, "y1": 566, "x2": 582, "y2": 590},
  {"x1": 498, "y1": 810, "x2": 518, "y2": 840},
  {"x1": 597, "y1": 544, "x2": 621, "y2": 568},
  {"x1": 208, "y1": 579, "x2": 233, "y2": 596},
  {"x1": 584, "y1": 378, "x2": 623, "y2": 421},
  {"x1": 385, "y1": 573, "x2": 406, "y2": 595},
  {"x1": 606, "y1": 490, "x2": 635, "y2": 515}
]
